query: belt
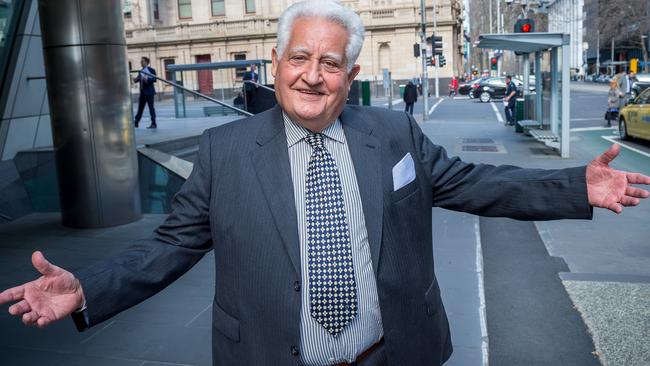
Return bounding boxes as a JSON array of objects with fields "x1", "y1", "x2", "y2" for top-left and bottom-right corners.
[{"x1": 334, "y1": 337, "x2": 384, "y2": 366}]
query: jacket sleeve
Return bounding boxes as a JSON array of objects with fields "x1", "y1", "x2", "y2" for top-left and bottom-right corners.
[
  {"x1": 407, "y1": 114, "x2": 593, "y2": 221},
  {"x1": 72, "y1": 130, "x2": 214, "y2": 329}
]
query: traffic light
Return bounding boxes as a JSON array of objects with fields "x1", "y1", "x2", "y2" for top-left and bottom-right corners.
[
  {"x1": 438, "y1": 55, "x2": 446, "y2": 67},
  {"x1": 432, "y1": 35, "x2": 443, "y2": 55},
  {"x1": 426, "y1": 56, "x2": 435, "y2": 66},
  {"x1": 413, "y1": 43, "x2": 420, "y2": 58},
  {"x1": 514, "y1": 19, "x2": 535, "y2": 33},
  {"x1": 490, "y1": 57, "x2": 498, "y2": 71}
]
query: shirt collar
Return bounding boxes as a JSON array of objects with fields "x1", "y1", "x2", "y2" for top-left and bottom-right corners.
[{"x1": 282, "y1": 112, "x2": 345, "y2": 147}]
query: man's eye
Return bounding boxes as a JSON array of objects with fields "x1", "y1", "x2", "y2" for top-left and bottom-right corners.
[{"x1": 323, "y1": 61, "x2": 339, "y2": 69}]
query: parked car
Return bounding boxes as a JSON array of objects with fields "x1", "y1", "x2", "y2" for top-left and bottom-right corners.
[
  {"x1": 619, "y1": 87, "x2": 650, "y2": 141},
  {"x1": 471, "y1": 77, "x2": 524, "y2": 103},
  {"x1": 631, "y1": 73, "x2": 650, "y2": 99}
]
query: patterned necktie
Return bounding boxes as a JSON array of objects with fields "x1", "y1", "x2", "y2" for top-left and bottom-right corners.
[{"x1": 305, "y1": 132, "x2": 358, "y2": 336}]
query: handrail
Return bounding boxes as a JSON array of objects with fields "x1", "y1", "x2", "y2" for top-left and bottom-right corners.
[
  {"x1": 130, "y1": 70, "x2": 253, "y2": 117},
  {"x1": 243, "y1": 80, "x2": 275, "y2": 92}
]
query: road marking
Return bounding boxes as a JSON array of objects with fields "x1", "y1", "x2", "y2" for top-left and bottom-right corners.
[
  {"x1": 184, "y1": 302, "x2": 213, "y2": 327},
  {"x1": 570, "y1": 117, "x2": 603, "y2": 122},
  {"x1": 490, "y1": 102, "x2": 504, "y2": 124},
  {"x1": 474, "y1": 218, "x2": 490, "y2": 366},
  {"x1": 383, "y1": 99, "x2": 403, "y2": 107},
  {"x1": 601, "y1": 136, "x2": 650, "y2": 158},
  {"x1": 452, "y1": 96, "x2": 470, "y2": 100},
  {"x1": 428, "y1": 98, "x2": 444, "y2": 115},
  {"x1": 571, "y1": 126, "x2": 616, "y2": 132}
]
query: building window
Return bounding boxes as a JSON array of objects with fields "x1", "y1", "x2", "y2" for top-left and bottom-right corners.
[
  {"x1": 244, "y1": 0, "x2": 255, "y2": 14},
  {"x1": 212, "y1": 0, "x2": 225, "y2": 16},
  {"x1": 234, "y1": 53, "x2": 247, "y2": 78},
  {"x1": 163, "y1": 59, "x2": 175, "y2": 81},
  {"x1": 178, "y1": 0, "x2": 192, "y2": 19},
  {"x1": 123, "y1": 0, "x2": 132, "y2": 18},
  {"x1": 153, "y1": 0, "x2": 160, "y2": 20}
]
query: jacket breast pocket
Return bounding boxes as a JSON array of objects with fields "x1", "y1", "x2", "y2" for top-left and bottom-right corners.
[
  {"x1": 213, "y1": 301, "x2": 240, "y2": 342},
  {"x1": 391, "y1": 180, "x2": 419, "y2": 203}
]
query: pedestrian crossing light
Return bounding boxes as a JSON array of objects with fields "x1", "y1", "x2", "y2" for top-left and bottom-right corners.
[
  {"x1": 515, "y1": 19, "x2": 535, "y2": 33},
  {"x1": 491, "y1": 57, "x2": 498, "y2": 71},
  {"x1": 426, "y1": 56, "x2": 435, "y2": 66}
]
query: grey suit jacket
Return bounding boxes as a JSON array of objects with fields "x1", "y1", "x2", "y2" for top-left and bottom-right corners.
[{"x1": 73, "y1": 105, "x2": 592, "y2": 365}]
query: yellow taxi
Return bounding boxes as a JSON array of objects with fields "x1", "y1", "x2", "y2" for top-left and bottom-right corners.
[{"x1": 620, "y1": 87, "x2": 650, "y2": 141}]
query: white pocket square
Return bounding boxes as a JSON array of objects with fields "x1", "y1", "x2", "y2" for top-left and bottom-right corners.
[{"x1": 392, "y1": 153, "x2": 416, "y2": 191}]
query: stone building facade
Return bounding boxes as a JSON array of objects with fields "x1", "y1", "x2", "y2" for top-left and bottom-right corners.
[{"x1": 122, "y1": 0, "x2": 464, "y2": 93}]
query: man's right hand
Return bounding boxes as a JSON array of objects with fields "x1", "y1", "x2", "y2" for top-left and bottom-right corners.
[{"x1": 0, "y1": 251, "x2": 85, "y2": 328}]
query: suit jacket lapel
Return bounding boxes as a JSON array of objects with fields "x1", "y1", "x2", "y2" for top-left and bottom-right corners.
[
  {"x1": 340, "y1": 107, "x2": 384, "y2": 275},
  {"x1": 251, "y1": 106, "x2": 301, "y2": 276}
]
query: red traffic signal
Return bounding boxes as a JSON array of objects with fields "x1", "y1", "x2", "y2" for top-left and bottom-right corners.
[
  {"x1": 491, "y1": 57, "x2": 498, "y2": 65},
  {"x1": 515, "y1": 19, "x2": 535, "y2": 33}
]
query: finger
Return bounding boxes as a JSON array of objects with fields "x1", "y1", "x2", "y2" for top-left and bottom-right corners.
[
  {"x1": 607, "y1": 202, "x2": 623, "y2": 214},
  {"x1": 625, "y1": 186, "x2": 650, "y2": 199},
  {"x1": 0, "y1": 285, "x2": 24, "y2": 305},
  {"x1": 22, "y1": 311, "x2": 39, "y2": 326},
  {"x1": 8, "y1": 300, "x2": 31, "y2": 316},
  {"x1": 595, "y1": 144, "x2": 620, "y2": 165},
  {"x1": 36, "y1": 317, "x2": 52, "y2": 328},
  {"x1": 620, "y1": 196, "x2": 641, "y2": 207},
  {"x1": 32, "y1": 251, "x2": 60, "y2": 277},
  {"x1": 626, "y1": 172, "x2": 650, "y2": 185}
]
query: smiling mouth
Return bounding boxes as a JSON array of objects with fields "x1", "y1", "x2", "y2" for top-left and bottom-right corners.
[{"x1": 296, "y1": 89, "x2": 325, "y2": 96}]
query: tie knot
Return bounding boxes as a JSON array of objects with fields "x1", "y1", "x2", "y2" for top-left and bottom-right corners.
[{"x1": 305, "y1": 133, "x2": 326, "y2": 150}]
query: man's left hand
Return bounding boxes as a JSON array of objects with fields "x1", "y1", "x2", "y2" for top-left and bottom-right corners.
[{"x1": 586, "y1": 144, "x2": 650, "y2": 213}]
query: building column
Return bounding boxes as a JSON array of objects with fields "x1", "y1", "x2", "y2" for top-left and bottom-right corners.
[{"x1": 38, "y1": 0, "x2": 141, "y2": 228}]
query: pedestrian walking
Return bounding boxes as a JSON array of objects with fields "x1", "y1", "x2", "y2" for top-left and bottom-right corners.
[
  {"x1": 242, "y1": 64, "x2": 259, "y2": 111},
  {"x1": 403, "y1": 80, "x2": 417, "y2": 115},
  {"x1": 133, "y1": 57, "x2": 157, "y2": 129},
  {"x1": 503, "y1": 75, "x2": 517, "y2": 126},
  {"x1": 617, "y1": 69, "x2": 636, "y2": 107},
  {"x1": 448, "y1": 76, "x2": 458, "y2": 98},
  {"x1": 606, "y1": 79, "x2": 623, "y2": 127}
]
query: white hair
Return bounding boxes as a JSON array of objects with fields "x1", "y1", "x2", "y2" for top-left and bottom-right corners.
[{"x1": 276, "y1": 0, "x2": 365, "y2": 72}]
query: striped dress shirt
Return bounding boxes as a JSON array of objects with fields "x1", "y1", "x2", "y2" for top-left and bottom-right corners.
[{"x1": 283, "y1": 113, "x2": 384, "y2": 366}]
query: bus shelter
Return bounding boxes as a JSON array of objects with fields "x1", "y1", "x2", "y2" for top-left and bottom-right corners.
[
  {"x1": 167, "y1": 59, "x2": 272, "y2": 118},
  {"x1": 476, "y1": 33, "x2": 572, "y2": 158}
]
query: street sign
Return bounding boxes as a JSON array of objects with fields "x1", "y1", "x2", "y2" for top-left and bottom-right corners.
[{"x1": 382, "y1": 68, "x2": 391, "y2": 89}]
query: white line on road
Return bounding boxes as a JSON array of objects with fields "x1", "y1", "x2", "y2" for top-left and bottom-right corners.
[
  {"x1": 474, "y1": 218, "x2": 489, "y2": 366},
  {"x1": 428, "y1": 98, "x2": 444, "y2": 115},
  {"x1": 571, "y1": 126, "x2": 616, "y2": 132},
  {"x1": 383, "y1": 99, "x2": 404, "y2": 107},
  {"x1": 570, "y1": 117, "x2": 604, "y2": 122},
  {"x1": 601, "y1": 136, "x2": 650, "y2": 158},
  {"x1": 490, "y1": 102, "x2": 504, "y2": 124}
]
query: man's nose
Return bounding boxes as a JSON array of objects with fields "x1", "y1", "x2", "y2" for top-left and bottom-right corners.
[{"x1": 302, "y1": 60, "x2": 322, "y2": 85}]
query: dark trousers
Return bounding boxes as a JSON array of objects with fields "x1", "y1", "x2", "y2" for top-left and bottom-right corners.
[
  {"x1": 404, "y1": 102, "x2": 414, "y2": 115},
  {"x1": 134, "y1": 93, "x2": 156, "y2": 126},
  {"x1": 504, "y1": 103, "x2": 516, "y2": 125}
]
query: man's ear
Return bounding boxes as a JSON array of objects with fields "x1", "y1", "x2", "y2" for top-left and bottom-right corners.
[
  {"x1": 347, "y1": 64, "x2": 361, "y2": 86},
  {"x1": 271, "y1": 48, "x2": 279, "y2": 78}
]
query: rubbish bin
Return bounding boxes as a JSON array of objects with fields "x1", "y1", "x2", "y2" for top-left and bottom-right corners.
[
  {"x1": 399, "y1": 84, "x2": 405, "y2": 98},
  {"x1": 361, "y1": 80, "x2": 371, "y2": 106},
  {"x1": 515, "y1": 98, "x2": 525, "y2": 133}
]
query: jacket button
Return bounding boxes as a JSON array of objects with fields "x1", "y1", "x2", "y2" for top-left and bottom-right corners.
[
  {"x1": 294, "y1": 281, "x2": 301, "y2": 292},
  {"x1": 291, "y1": 346, "x2": 300, "y2": 356}
]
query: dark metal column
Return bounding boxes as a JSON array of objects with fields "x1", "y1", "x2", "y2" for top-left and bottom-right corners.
[{"x1": 38, "y1": 0, "x2": 141, "y2": 228}]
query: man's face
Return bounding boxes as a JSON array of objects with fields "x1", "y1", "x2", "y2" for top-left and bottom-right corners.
[
  {"x1": 251, "y1": 65, "x2": 256, "y2": 72},
  {"x1": 506, "y1": 78, "x2": 511, "y2": 85},
  {"x1": 272, "y1": 17, "x2": 360, "y2": 131},
  {"x1": 140, "y1": 59, "x2": 148, "y2": 68}
]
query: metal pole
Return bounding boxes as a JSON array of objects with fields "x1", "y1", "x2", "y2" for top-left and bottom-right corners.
[
  {"x1": 489, "y1": 0, "x2": 493, "y2": 34},
  {"x1": 550, "y1": 47, "x2": 559, "y2": 135},
  {"x1": 433, "y1": 0, "x2": 439, "y2": 98},
  {"x1": 561, "y1": 40, "x2": 571, "y2": 158},
  {"x1": 596, "y1": 30, "x2": 600, "y2": 75},
  {"x1": 535, "y1": 52, "x2": 543, "y2": 125},
  {"x1": 611, "y1": 39, "x2": 615, "y2": 74},
  {"x1": 38, "y1": 0, "x2": 141, "y2": 228},
  {"x1": 420, "y1": 0, "x2": 429, "y2": 120}
]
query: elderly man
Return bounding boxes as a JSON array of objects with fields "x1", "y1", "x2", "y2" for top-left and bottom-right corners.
[{"x1": 1, "y1": 1, "x2": 649, "y2": 365}]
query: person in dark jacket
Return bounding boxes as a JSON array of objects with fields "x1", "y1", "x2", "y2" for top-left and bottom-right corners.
[
  {"x1": 403, "y1": 80, "x2": 418, "y2": 115},
  {"x1": 133, "y1": 57, "x2": 157, "y2": 129}
]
